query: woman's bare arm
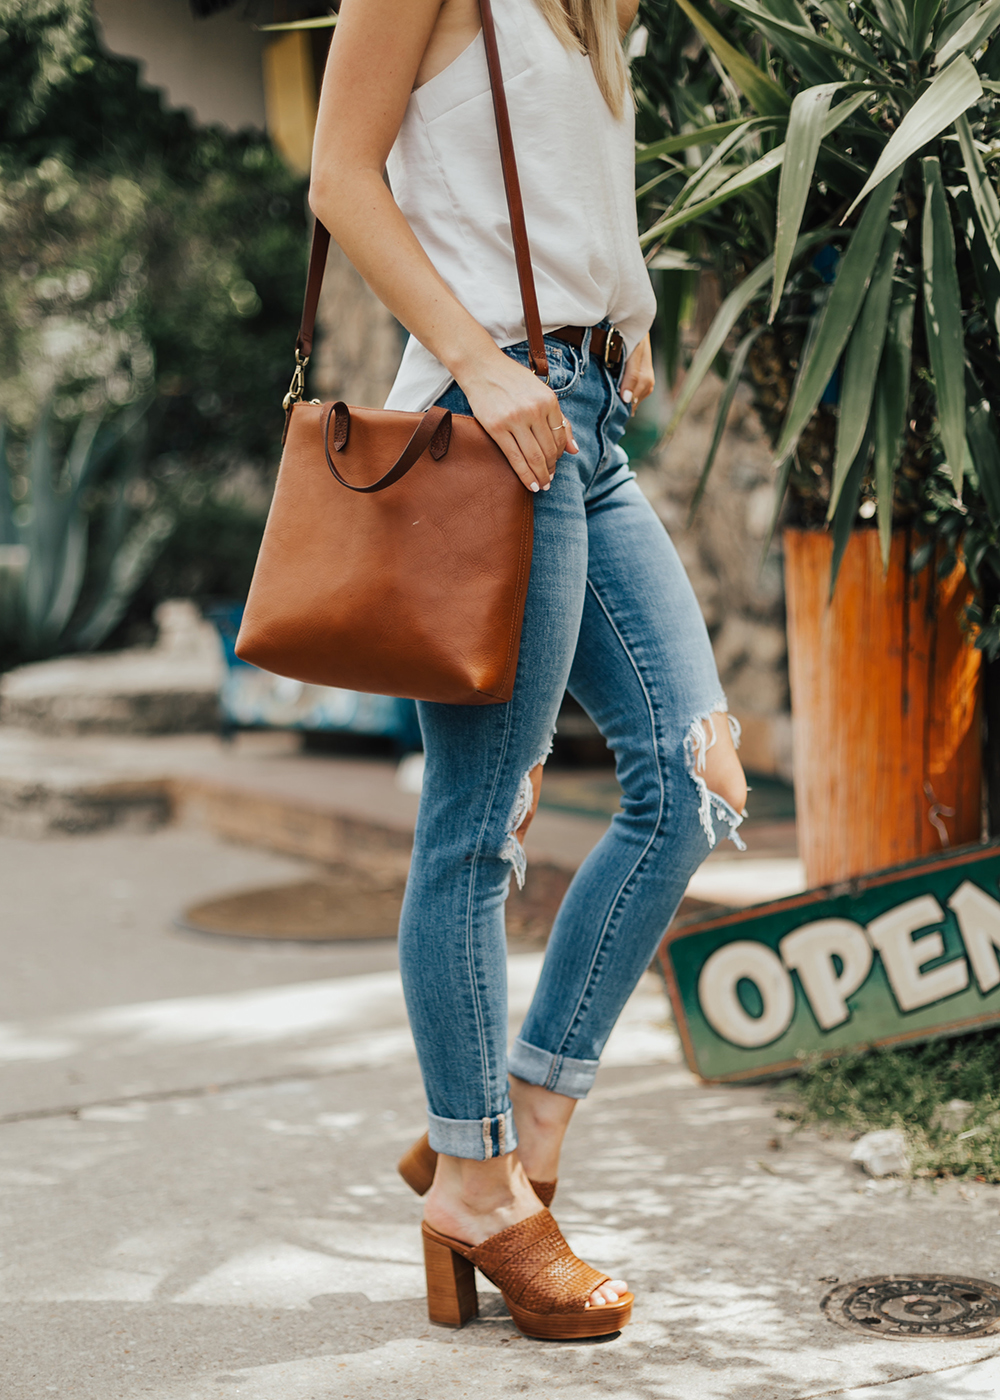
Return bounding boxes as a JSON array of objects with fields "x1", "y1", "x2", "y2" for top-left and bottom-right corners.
[{"x1": 309, "y1": 0, "x2": 575, "y2": 490}]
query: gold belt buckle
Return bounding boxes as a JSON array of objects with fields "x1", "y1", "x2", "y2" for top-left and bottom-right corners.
[{"x1": 604, "y1": 324, "x2": 620, "y2": 367}]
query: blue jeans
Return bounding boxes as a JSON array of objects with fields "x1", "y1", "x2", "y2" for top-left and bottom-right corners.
[{"x1": 398, "y1": 326, "x2": 742, "y2": 1160}]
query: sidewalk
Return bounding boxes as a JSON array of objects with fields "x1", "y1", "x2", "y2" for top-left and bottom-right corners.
[{"x1": 3, "y1": 824, "x2": 999, "y2": 1399}]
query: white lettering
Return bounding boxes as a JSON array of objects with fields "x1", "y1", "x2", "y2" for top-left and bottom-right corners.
[
  {"x1": 779, "y1": 919, "x2": 873, "y2": 1031},
  {"x1": 866, "y1": 895, "x2": 969, "y2": 1013},
  {"x1": 698, "y1": 941, "x2": 795, "y2": 1048},
  {"x1": 948, "y1": 880, "x2": 1000, "y2": 994}
]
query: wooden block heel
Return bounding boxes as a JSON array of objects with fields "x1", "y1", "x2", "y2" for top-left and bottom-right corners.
[
  {"x1": 398, "y1": 1133, "x2": 439, "y2": 1197},
  {"x1": 421, "y1": 1211, "x2": 633, "y2": 1341},
  {"x1": 422, "y1": 1226, "x2": 479, "y2": 1328}
]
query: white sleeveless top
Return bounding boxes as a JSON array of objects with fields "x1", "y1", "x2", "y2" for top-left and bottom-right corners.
[{"x1": 383, "y1": 0, "x2": 657, "y2": 411}]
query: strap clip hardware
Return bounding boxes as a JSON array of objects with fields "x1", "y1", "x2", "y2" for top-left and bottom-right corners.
[{"x1": 282, "y1": 349, "x2": 309, "y2": 414}]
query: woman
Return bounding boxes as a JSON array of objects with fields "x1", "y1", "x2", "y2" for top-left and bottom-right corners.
[{"x1": 310, "y1": 0, "x2": 747, "y2": 1340}]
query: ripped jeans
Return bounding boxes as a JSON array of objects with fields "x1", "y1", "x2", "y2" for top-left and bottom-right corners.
[{"x1": 398, "y1": 325, "x2": 742, "y2": 1159}]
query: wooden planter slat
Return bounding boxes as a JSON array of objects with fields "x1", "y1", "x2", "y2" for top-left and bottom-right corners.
[{"x1": 784, "y1": 528, "x2": 981, "y2": 886}]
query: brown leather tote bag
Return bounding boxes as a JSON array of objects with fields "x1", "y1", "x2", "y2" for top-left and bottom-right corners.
[{"x1": 236, "y1": 0, "x2": 548, "y2": 705}]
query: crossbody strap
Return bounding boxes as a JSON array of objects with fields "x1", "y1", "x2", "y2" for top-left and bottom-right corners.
[
  {"x1": 293, "y1": 0, "x2": 548, "y2": 381},
  {"x1": 478, "y1": 0, "x2": 547, "y2": 378}
]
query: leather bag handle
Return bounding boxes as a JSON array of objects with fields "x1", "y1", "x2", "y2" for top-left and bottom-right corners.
[
  {"x1": 295, "y1": 0, "x2": 547, "y2": 379},
  {"x1": 324, "y1": 402, "x2": 452, "y2": 492}
]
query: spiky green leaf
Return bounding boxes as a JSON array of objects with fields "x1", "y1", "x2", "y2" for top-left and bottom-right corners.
[
  {"x1": 0, "y1": 422, "x2": 15, "y2": 549},
  {"x1": 636, "y1": 121, "x2": 749, "y2": 162},
  {"x1": 689, "y1": 327, "x2": 766, "y2": 522},
  {"x1": 41, "y1": 513, "x2": 87, "y2": 646},
  {"x1": 670, "y1": 0, "x2": 791, "y2": 115},
  {"x1": 923, "y1": 156, "x2": 967, "y2": 493},
  {"x1": 72, "y1": 511, "x2": 174, "y2": 653},
  {"x1": 966, "y1": 374, "x2": 1000, "y2": 527},
  {"x1": 660, "y1": 118, "x2": 777, "y2": 220},
  {"x1": 664, "y1": 227, "x2": 833, "y2": 435},
  {"x1": 775, "y1": 171, "x2": 902, "y2": 466},
  {"x1": 954, "y1": 113, "x2": 1000, "y2": 332},
  {"x1": 707, "y1": 0, "x2": 883, "y2": 73},
  {"x1": 843, "y1": 54, "x2": 983, "y2": 219},
  {"x1": 811, "y1": 1, "x2": 881, "y2": 67},
  {"x1": 871, "y1": 0, "x2": 910, "y2": 48},
  {"x1": 771, "y1": 84, "x2": 845, "y2": 318},
  {"x1": 953, "y1": 186, "x2": 1000, "y2": 336},
  {"x1": 22, "y1": 405, "x2": 60, "y2": 643},
  {"x1": 829, "y1": 221, "x2": 904, "y2": 515},
  {"x1": 829, "y1": 421, "x2": 873, "y2": 596},
  {"x1": 935, "y1": 0, "x2": 1000, "y2": 66},
  {"x1": 911, "y1": 0, "x2": 947, "y2": 57},
  {"x1": 874, "y1": 280, "x2": 918, "y2": 569},
  {"x1": 642, "y1": 92, "x2": 867, "y2": 245}
]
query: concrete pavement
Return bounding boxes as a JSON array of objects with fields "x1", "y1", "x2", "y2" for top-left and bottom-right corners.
[{"x1": 4, "y1": 826, "x2": 1000, "y2": 1399}]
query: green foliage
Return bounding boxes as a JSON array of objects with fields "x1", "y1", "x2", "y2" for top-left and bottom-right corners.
[
  {"x1": 0, "y1": 1, "x2": 309, "y2": 650},
  {"x1": 125, "y1": 488, "x2": 267, "y2": 637},
  {"x1": 636, "y1": 0, "x2": 1000, "y2": 608},
  {"x1": 788, "y1": 1032, "x2": 1000, "y2": 1181},
  {"x1": 0, "y1": 401, "x2": 172, "y2": 667}
]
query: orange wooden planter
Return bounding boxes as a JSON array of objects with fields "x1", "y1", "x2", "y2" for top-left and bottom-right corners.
[{"x1": 784, "y1": 528, "x2": 982, "y2": 887}]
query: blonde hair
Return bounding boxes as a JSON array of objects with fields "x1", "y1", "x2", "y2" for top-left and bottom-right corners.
[{"x1": 533, "y1": 0, "x2": 631, "y2": 119}]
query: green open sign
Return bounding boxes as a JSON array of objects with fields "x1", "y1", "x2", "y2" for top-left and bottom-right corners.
[{"x1": 659, "y1": 844, "x2": 1000, "y2": 1083}]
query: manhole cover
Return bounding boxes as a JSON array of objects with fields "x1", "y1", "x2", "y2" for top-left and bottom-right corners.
[
  {"x1": 177, "y1": 875, "x2": 405, "y2": 941},
  {"x1": 822, "y1": 1275, "x2": 1000, "y2": 1340},
  {"x1": 177, "y1": 863, "x2": 576, "y2": 945}
]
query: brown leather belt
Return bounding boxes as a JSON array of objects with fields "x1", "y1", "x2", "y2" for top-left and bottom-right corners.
[{"x1": 549, "y1": 324, "x2": 625, "y2": 369}]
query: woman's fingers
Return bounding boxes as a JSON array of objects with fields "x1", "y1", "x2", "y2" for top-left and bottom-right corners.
[
  {"x1": 532, "y1": 417, "x2": 564, "y2": 476},
  {"x1": 515, "y1": 421, "x2": 554, "y2": 487},
  {"x1": 620, "y1": 335, "x2": 655, "y2": 416},
  {"x1": 562, "y1": 416, "x2": 580, "y2": 454},
  {"x1": 462, "y1": 352, "x2": 580, "y2": 488},
  {"x1": 496, "y1": 430, "x2": 547, "y2": 493},
  {"x1": 489, "y1": 400, "x2": 565, "y2": 489}
]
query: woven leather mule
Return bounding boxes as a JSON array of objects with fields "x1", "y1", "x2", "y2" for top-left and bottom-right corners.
[
  {"x1": 398, "y1": 1132, "x2": 556, "y2": 1208},
  {"x1": 421, "y1": 1208, "x2": 633, "y2": 1340}
]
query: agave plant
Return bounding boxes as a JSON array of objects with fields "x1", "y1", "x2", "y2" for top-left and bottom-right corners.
[
  {"x1": 0, "y1": 403, "x2": 174, "y2": 668},
  {"x1": 634, "y1": 0, "x2": 1000, "y2": 614}
]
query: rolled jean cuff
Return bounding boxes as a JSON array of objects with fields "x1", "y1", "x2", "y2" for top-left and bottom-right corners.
[
  {"x1": 426, "y1": 1108, "x2": 517, "y2": 1160},
  {"x1": 508, "y1": 1036, "x2": 599, "y2": 1100}
]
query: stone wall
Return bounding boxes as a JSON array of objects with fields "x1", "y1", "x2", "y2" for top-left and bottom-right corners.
[
  {"x1": 309, "y1": 241, "x2": 404, "y2": 410},
  {"x1": 637, "y1": 374, "x2": 793, "y2": 782}
]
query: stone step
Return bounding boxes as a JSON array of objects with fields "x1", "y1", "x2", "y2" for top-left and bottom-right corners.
[
  {"x1": 0, "y1": 727, "x2": 798, "y2": 915},
  {"x1": 0, "y1": 601, "x2": 224, "y2": 737}
]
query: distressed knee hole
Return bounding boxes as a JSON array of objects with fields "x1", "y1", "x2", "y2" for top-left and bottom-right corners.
[
  {"x1": 684, "y1": 707, "x2": 747, "y2": 851},
  {"x1": 500, "y1": 746, "x2": 552, "y2": 889},
  {"x1": 517, "y1": 763, "x2": 544, "y2": 842}
]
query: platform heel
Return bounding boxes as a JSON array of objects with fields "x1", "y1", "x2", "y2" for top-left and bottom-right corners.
[
  {"x1": 421, "y1": 1211, "x2": 632, "y2": 1340},
  {"x1": 422, "y1": 1225, "x2": 479, "y2": 1328}
]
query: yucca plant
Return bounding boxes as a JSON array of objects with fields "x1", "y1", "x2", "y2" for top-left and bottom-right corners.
[
  {"x1": 634, "y1": 0, "x2": 1000, "y2": 623},
  {"x1": 0, "y1": 403, "x2": 173, "y2": 668}
]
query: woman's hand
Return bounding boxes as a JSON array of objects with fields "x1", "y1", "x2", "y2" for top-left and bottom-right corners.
[
  {"x1": 620, "y1": 334, "x2": 655, "y2": 416},
  {"x1": 460, "y1": 351, "x2": 579, "y2": 494}
]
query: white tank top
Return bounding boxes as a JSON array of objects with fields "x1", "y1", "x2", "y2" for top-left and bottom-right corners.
[{"x1": 382, "y1": 0, "x2": 657, "y2": 411}]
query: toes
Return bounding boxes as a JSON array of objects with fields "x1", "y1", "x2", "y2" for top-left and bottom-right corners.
[{"x1": 586, "y1": 1278, "x2": 628, "y2": 1307}]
